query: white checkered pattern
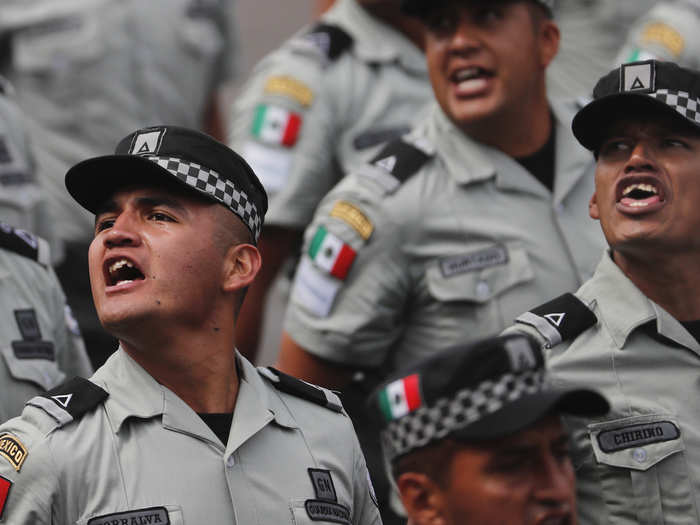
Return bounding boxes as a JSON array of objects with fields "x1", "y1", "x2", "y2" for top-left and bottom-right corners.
[
  {"x1": 382, "y1": 370, "x2": 546, "y2": 461},
  {"x1": 651, "y1": 90, "x2": 700, "y2": 126},
  {"x1": 150, "y1": 156, "x2": 262, "y2": 241}
]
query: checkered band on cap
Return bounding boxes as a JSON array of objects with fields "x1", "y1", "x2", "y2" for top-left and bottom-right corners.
[
  {"x1": 382, "y1": 369, "x2": 546, "y2": 461},
  {"x1": 651, "y1": 89, "x2": 700, "y2": 126},
  {"x1": 150, "y1": 156, "x2": 262, "y2": 241}
]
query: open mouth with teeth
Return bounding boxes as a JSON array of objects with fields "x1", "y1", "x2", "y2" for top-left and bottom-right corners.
[
  {"x1": 451, "y1": 66, "x2": 493, "y2": 92},
  {"x1": 106, "y1": 258, "x2": 145, "y2": 287},
  {"x1": 617, "y1": 179, "x2": 664, "y2": 209}
]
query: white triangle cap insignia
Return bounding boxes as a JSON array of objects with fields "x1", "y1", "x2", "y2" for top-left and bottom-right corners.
[
  {"x1": 375, "y1": 155, "x2": 397, "y2": 173},
  {"x1": 52, "y1": 393, "x2": 73, "y2": 408},
  {"x1": 544, "y1": 313, "x2": 566, "y2": 327},
  {"x1": 622, "y1": 62, "x2": 654, "y2": 92}
]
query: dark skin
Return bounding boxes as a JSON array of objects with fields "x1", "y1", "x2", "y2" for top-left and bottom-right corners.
[{"x1": 590, "y1": 112, "x2": 700, "y2": 321}]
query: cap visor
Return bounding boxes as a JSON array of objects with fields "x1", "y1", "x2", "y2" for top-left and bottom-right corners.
[
  {"x1": 65, "y1": 155, "x2": 213, "y2": 214},
  {"x1": 572, "y1": 93, "x2": 693, "y2": 151},
  {"x1": 451, "y1": 388, "x2": 609, "y2": 441}
]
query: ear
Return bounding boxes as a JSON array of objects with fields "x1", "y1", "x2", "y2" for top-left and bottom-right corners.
[
  {"x1": 397, "y1": 472, "x2": 450, "y2": 525},
  {"x1": 538, "y1": 19, "x2": 560, "y2": 69},
  {"x1": 221, "y1": 243, "x2": 262, "y2": 293},
  {"x1": 589, "y1": 191, "x2": 600, "y2": 220}
]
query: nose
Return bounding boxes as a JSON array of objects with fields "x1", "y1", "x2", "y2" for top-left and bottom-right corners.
[
  {"x1": 534, "y1": 454, "x2": 574, "y2": 509},
  {"x1": 448, "y1": 17, "x2": 482, "y2": 54},
  {"x1": 103, "y1": 211, "x2": 142, "y2": 248},
  {"x1": 624, "y1": 141, "x2": 657, "y2": 174}
]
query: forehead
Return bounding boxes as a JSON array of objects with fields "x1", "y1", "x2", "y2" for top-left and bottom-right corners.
[{"x1": 95, "y1": 183, "x2": 213, "y2": 214}]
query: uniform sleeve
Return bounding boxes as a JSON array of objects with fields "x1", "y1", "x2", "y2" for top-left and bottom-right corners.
[
  {"x1": 48, "y1": 267, "x2": 93, "y2": 378},
  {"x1": 351, "y1": 431, "x2": 382, "y2": 525},
  {"x1": 0, "y1": 418, "x2": 57, "y2": 524},
  {"x1": 284, "y1": 174, "x2": 411, "y2": 367},
  {"x1": 227, "y1": 35, "x2": 346, "y2": 229},
  {"x1": 615, "y1": 2, "x2": 700, "y2": 69}
]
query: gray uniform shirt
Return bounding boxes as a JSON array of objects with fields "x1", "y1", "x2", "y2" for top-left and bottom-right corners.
[
  {"x1": 617, "y1": 0, "x2": 700, "y2": 68},
  {"x1": 0, "y1": 228, "x2": 91, "y2": 423},
  {"x1": 228, "y1": 0, "x2": 431, "y2": 230},
  {"x1": 509, "y1": 252, "x2": 700, "y2": 524},
  {"x1": 285, "y1": 101, "x2": 605, "y2": 370},
  {"x1": 0, "y1": 348, "x2": 380, "y2": 525},
  {"x1": 0, "y1": 0, "x2": 239, "y2": 244}
]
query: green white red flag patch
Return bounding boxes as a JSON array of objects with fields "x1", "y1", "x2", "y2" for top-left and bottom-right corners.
[
  {"x1": 0, "y1": 476, "x2": 10, "y2": 519},
  {"x1": 252, "y1": 104, "x2": 302, "y2": 147},
  {"x1": 309, "y1": 226, "x2": 356, "y2": 280},
  {"x1": 379, "y1": 374, "x2": 422, "y2": 421}
]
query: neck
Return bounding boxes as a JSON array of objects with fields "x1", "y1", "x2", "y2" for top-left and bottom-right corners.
[
  {"x1": 462, "y1": 87, "x2": 551, "y2": 158},
  {"x1": 614, "y1": 248, "x2": 700, "y2": 321},
  {"x1": 118, "y1": 313, "x2": 240, "y2": 413}
]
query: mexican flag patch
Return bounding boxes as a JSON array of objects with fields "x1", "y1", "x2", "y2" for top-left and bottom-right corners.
[
  {"x1": 309, "y1": 226, "x2": 356, "y2": 280},
  {"x1": 379, "y1": 374, "x2": 421, "y2": 421},
  {"x1": 252, "y1": 104, "x2": 302, "y2": 147}
]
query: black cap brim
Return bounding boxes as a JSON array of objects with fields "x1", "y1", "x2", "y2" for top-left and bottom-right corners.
[
  {"x1": 450, "y1": 387, "x2": 609, "y2": 441},
  {"x1": 65, "y1": 154, "x2": 221, "y2": 215},
  {"x1": 573, "y1": 92, "x2": 700, "y2": 151}
]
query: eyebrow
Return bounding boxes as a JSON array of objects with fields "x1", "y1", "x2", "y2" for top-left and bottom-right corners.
[{"x1": 94, "y1": 195, "x2": 190, "y2": 224}]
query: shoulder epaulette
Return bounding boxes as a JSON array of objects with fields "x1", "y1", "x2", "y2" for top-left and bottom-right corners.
[
  {"x1": 303, "y1": 22, "x2": 354, "y2": 62},
  {"x1": 26, "y1": 377, "x2": 108, "y2": 428},
  {"x1": 515, "y1": 293, "x2": 597, "y2": 348},
  {"x1": 369, "y1": 139, "x2": 433, "y2": 185},
  {"x1": 258, "y1": 367, "x2": 343, "y2": 413},
  {"x1": 0, "y1": 222, "x2": 50, "y2": 267}
]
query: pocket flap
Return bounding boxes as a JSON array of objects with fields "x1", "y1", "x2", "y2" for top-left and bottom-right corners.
[
  {"x1": 426, "y1": 243, "x2": 534, "y2": 303},
  {"x1": 0, "y1": 344, "x2": 65, "y2": 391},
  {"x1": 588, "y1": 415, "x2": 683, "y2": 472}
]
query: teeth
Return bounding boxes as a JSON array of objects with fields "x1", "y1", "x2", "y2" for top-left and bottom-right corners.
[
  {"x1": 622, "y1": 183, "x2": 658, "y2": 196},
  {"x1": 629, "y1": 201, "x2": 649, "y2": 207},
  {"x1": 115, "y1": 280, "x2": 133, "y2": 286},
  {"x1": 455, "y1": 67, "x2": 481, "y2": 81},
  {"x1": 109, "y1": 259, "x2": 134, "y2": 274}
]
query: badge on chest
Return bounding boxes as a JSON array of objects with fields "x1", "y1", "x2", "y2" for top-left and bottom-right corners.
[{"x1": 306, "y1": 468, "x2": 350, "y2": 524}]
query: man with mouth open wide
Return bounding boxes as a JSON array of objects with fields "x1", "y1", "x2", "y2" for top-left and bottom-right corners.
[
  {"x1": 506, "y1": 59, "x2": 700, "y2": 524},
  {"x1": 372, "y1": 333, "x2": 609, "y2": 525},
  {"x1": 278, "y1": 0, "x2": 604, "y2": 430},
  {"x1": 0, "y1": 125, "x2": 382, "y2": 525}
]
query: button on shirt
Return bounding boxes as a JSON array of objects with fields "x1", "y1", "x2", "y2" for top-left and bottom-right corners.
[
  {"x1": 0, "y1": 0, "x2": 239, "y2": 243},
  {"x1": 511, "y1": 252, "x2": 700, "y2": 524},
  {"x1": 0, "y1": 349, "x2": 380, "y2": 524},
  {"x1": 285, "y1": 101, "x2": 605, "y2": 370},
  {"x1": 228, "y1": 0, "x2": 431, "y2": 230},
  {"x1": 0, "y1": 246, "x2": 91, "y2": 423}
]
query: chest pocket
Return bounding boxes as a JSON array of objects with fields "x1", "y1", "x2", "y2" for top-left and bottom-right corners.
[
  {"x1": 426, "y1": 242, "x2": 534, "y2": 304},
  {"x1": 289, "y1": 498, "x2": 352, "y2": 525},
  {"x1": 78, "y1": 504, "x2": 184, "y2": 525},
  {"x1": 587, "y1": 415, "x2": 698, "y2": 524},
  {"x1": 0, "y1": 344, "x2": 64, "y2": 391}
]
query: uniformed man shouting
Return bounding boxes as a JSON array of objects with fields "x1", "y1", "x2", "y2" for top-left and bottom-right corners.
[
  {"x1": 509, "y1": 59, "x2": 700, "y2": 524},
  {"x1": 0, "y1": 126, "x2": 381, "y2": 524}
]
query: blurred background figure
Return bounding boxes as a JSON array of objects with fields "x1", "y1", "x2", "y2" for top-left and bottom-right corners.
[
  {"x1": 548, "y1": 0, "x2": 657, "y2": 99},
  {"x1": 616, "y1": 0, "x2": 700, "y2": 68},
  {"x1": 0, "y1": 220, "x2": 92, "y2": 423},
  {"x1": 0, "y1": 78, "x2": 55, "y2": 247},
  {"x1": 372, "y1": 334, "x2": 608, "y2": 525},
  {"x1": 229, "y1": 0, "x2": 432, "y2": 363},
  {"x1": 0, "y1": 0, "x2": 240, "y2": 366}
]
